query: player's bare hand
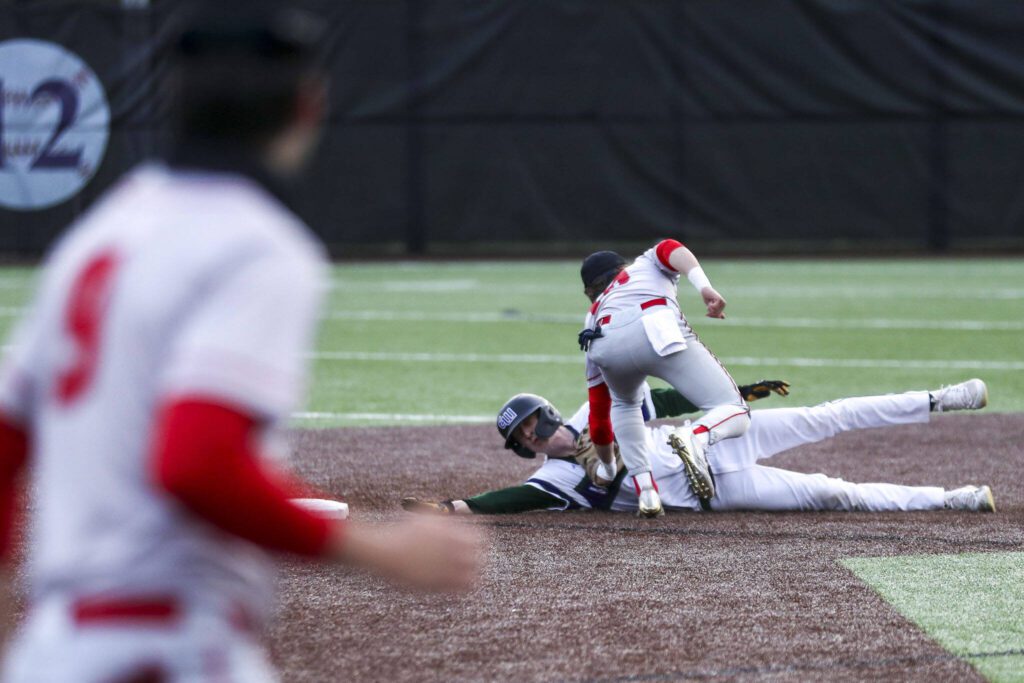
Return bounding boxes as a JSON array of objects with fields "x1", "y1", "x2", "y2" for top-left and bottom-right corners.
[
  {"x1": 701, "y1": 287, "x2": 727, "y2": 319},
  {"x1": 331, "y1": 516, "x2": 484, "y2": 592},
  {"x1": 593, "y1": 460, "x2": 618, "y2": 487}
]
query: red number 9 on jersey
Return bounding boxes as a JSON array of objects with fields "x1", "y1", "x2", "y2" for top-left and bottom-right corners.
[{"x1": 57, "y1": 250, "x2": 119, "y2": 406}]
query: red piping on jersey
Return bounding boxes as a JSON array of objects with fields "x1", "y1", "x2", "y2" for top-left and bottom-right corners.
[
  {"x1": 151, "y1": 398, "x2": 335, "y2": 558},
  {"x1": 655, "y1": 239, "x2": 684, "y2": 271},
  {"x1": 588, "y1": 383, "x2": 614, "y2": 446},
  {"x1": 0, "y1": 413, "x2": 29, "y2": 563}
]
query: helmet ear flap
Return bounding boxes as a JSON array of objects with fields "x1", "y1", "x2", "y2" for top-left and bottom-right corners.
[{"x1": 534, "y1": 404, "x2": 563, "y2": 440}]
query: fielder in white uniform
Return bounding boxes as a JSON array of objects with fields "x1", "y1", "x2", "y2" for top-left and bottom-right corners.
[
  {"x1": 579, "y1": 243, "x2": 749, "y2": 517},
  {"x1": 0, "y1": 8, "x2": 478, "y2": 683},
  {"x1": 402, "y1": 379, "x2": 994, "y2": 516}
]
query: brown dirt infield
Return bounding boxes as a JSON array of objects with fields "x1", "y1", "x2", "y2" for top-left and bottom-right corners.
[
  {"x1": 272, "y1": 412, "x2": 1024, "y2": 682},
  {"x1": 2, "y1": 413, "x2": 1020, "y2": 681}
]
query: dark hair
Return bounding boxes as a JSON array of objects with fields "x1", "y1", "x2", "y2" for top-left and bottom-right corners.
[{"x1": 171, "y1": 5, "x2": 325, "y2": 149}]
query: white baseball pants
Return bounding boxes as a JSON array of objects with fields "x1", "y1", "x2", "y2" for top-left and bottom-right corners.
[
  {"x1": 588, "y1": 312, "x2": 748, "y2": 477},
  {"x1": 710, "y1": 391, "x2": 945, "y2": 511},
  {"x1": 2, "y1": 596, "x2": 278, "y2": 683}
]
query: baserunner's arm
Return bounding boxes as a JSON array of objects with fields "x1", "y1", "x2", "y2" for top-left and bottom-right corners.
[{"x1": 403, "y1": 485, "x2": 566, "y2": 516}]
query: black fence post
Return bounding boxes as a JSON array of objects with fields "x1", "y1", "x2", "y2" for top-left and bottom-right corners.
[
  {"x1": 927, "y1": 0, "x2": 950, "y2": 252},
  {"x1": 404, "y1": 0, "x2": 426, "y2": 255}
]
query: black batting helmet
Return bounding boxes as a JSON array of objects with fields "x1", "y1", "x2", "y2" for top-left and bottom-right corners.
[
  {"x1": 580, "y1": 250, "x2": 627, "y2": 300},
  {"x1": 580, "y1": 250, "x2": 627, "y2": 289},
  {"x1": 496, "y1": 393, "x2": 563, "y2": 459}
]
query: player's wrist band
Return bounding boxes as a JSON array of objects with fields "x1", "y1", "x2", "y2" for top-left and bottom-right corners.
[
  {"x1": 441, "y1": 500, "x2": 456, "y2": 513},
  {"x1": 687, "y1": 266, "x2": 712, "y2": 292}
]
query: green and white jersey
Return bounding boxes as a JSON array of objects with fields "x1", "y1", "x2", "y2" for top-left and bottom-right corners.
[{"x1": 524, "y1": 423, "x2": 702, "y2": 513}]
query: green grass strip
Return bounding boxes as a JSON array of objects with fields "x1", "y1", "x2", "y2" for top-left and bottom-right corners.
[{"x1": 843, "y1": 552, "x2": 1024, "y2": 682}]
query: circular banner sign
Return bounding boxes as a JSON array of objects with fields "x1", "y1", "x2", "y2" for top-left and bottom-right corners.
[{"x1": 0, "y1": 39, "x2": 110, "y2": 211}]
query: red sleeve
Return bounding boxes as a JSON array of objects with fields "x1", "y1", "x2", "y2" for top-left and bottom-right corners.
[
  {"x1": 150, "y1": 398, "x2": 335, "y2": 557},
  {"x1": 0, "y1": 414, "x2": 29, "y2": 564},
  {"x1": 588, "y1": 383, "x2": 614, "y2": 446},
  {"x1": 654, "y1": 239, "x2": 684, "y2": 271}
]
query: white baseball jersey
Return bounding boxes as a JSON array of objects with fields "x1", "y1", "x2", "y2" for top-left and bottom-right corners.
[
  {"x1": 524, "y1": 391, "x2": 945, "y2": 513},
  {"x1": 583, "y1": 245, "x2": 681, "y2": 389},
  {"x1": 0, "y1": 163, "x2": 328, "y2": 621},
  {"x1": 580, "y1": 242, "x2": 748, "y2": 481}
]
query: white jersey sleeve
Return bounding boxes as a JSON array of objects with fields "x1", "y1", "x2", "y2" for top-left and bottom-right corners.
[
  {"x1": 588, "y1": 241, "x2": 683, "y2": 321},
  {"x1": 638, "y1": 243, "x2": 679, "y2": 278},
  {"x1": 158, "y1": 253, "x2": 325, "y2": 420}
]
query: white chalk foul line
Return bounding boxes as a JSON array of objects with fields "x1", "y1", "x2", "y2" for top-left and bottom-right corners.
[
  {"x1": 326, "y1": 279, "x2": 1024, "y2": 299},
  {"x1": 293, "y1": 411, "x2": 493, "y2": 423},
  {"x1": 319, "y1": 310, "x2": 1024, "y2": 332},
  {"x1": 310, "y1": 350, "x2": 575, "y2": 363},
  {"x1": 0, "y1": 305, "x2": 1018, "y2": 332},
  {"x1": 307, "y1": 350, "x2": 1024, "y2": 371}
]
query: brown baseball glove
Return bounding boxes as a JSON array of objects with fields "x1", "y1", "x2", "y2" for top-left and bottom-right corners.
[{"x1": 740, "y1": 379, "x2": 790, "y2": 402}]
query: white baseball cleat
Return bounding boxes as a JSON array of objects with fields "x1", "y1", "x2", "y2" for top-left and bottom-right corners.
[
  {"x1": 931, "y1": 379, "x2": 988, "y2": 412},
  {"x1": 637, "y1": 488, "x2": 664, "y2": 518},
  {"x1": 943, "y1": 485, "x2": 995, "y2": 513},
  {"x1": 667, "y1": 425, "x2": 715, "y2": 500}
]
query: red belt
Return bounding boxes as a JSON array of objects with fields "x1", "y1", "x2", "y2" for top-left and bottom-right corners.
[
  {"x1": 71, "y1": 595, "x2": 255, "y2": 633},
  {"x1": 73, "y1": 596, "x2": 179, "y2": 625},
  {"x1": 597, "y1": 298, "x2": 668, "y2": 326}
]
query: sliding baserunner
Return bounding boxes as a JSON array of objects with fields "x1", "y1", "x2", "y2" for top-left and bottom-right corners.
[{"x1": 403, "y1": 379, "x2": 993, "y2": 515}]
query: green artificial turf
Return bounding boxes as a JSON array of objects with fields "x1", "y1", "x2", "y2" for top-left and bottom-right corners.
[
  {"x1": 0, "y1": 258, "x2": 1020, "y2": 425},
  {"x1": 843, "y1": 552, "x2": 1024, "y2": 682}
]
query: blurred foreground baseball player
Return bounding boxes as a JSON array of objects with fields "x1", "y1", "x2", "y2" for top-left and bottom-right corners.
[
  {"x1": 403, "y1": 379, "x2": 994, "y2": 515},
  {"x1": 0, "y1": 7, "x2": 479, "y2": 682},
  {"x1": 578, "y1": 244, "x2": 750, "y2": 517}
]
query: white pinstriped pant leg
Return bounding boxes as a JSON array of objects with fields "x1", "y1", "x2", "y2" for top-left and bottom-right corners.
[
  {"x1": 651, "y1": 322, "x2": 749, "y2": 444},
  {"x1": 588, "y1": 319, "x2": 656, "y2": 477},
  {"x1": 2, "y1": 599, "x2": 279, "y2": 683}
]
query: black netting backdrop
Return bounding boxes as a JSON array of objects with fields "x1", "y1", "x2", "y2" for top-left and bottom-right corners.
[{"x1": 2, "y1": 0, "x2": 1023, "y2": 255}]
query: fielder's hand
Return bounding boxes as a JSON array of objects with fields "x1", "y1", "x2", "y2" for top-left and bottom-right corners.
[
  {"x1": 740, "y1": 380, "x2": 791, "y2": 402},
  {"x1": 401, "y1": 497, "x2": 454, "y2": 515},
  {"x1": 593, "y1": 459, "x2": 619, "y2": 487},
  {"x1": 701, "y1": 287, "x2": 727, "y2": 319}
]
